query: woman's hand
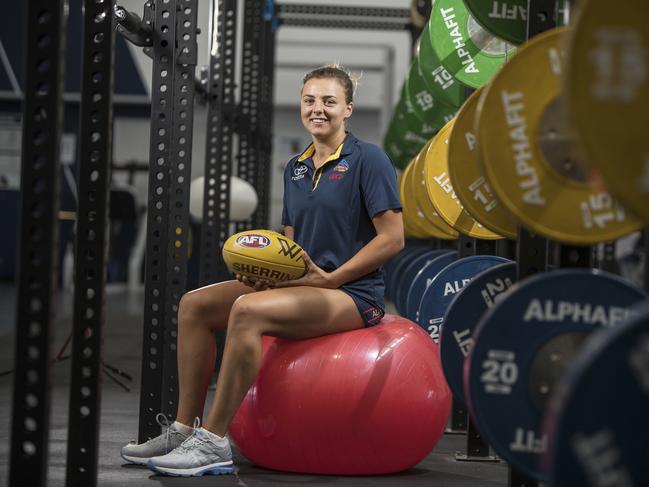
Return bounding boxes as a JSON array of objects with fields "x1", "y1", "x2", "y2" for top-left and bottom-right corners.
[
  {"x1": 274, "y1": 252, "x2": 339, "y2": 289},
  {"x1": 236, "y1": 274, "x2": 274, "y2": 292}
]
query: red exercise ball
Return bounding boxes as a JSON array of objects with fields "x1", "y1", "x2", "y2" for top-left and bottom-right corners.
[{"x1": 228, "y1": 314, "x2": 451, "y2": 475}]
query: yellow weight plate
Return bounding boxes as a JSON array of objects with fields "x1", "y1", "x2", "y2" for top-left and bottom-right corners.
[
  {"x1": 566, "y1": 0, "x2": 649, "y2": 222},
  {"x1": 412, "y1": 138, "x2": 460, "y2": 239},
  {"x1": 448, "y1": 87, "x2": 519, "y2": 239},
  {"x1": 401, "y1": 159, "x2": 450, "y2": 239},
  {"x1": 406, "y1": 147, "x2": 458, "y2": 240},
  {"x1": 399, "y1": 167, "x2": 429, "y2": 239},
  {"x1": 424, "y1": 120, "x2": 504, "y2": 240},
  {"x1": 476, "y1": 27, "x2": 642, "y2": 244}
]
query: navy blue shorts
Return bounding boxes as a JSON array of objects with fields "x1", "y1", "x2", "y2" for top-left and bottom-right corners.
[{"x1": 340, "y1": 280, "x2": 385, "y2": 327}]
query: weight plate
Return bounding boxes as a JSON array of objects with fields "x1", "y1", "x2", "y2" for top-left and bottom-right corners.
[
  {"x1": 463, "y1": 0, "x2": 568, "y2": 46},
  {"x1": 398, "y1": 84, "x2": 440, "y2": 140},
  {"x1": 407, "y1": 251, "x2": 459, "y2": 325},
  {"x1": 429, "y1": 0, "x2": 516, "y2": 89},
  {"x1": 476, "y1": 27, "x2": 643, "y2": 244},
  {"x1": 448, "y1": 87, "x2": 519, "y2": 239},
  {"x1": 387, "y1": 247, "x2": 433, "y2": 301},
  {"x1": 407, "y1": 144, "x2": 459, "y2": 240},
  {"x1": 384, "y1": 241, "x2": 430, "y2": 300},
  {"x1": 411, "y1": 137, "x2": 460, "y2": 238},
  {"x1": 566, "y1": 0, "x2": 649, "y2": 222},
  {"x1": 424, "y1": 120, "x2": 504, "y2": 239},
  {"x1": 398, "y1": 171, "x2": 424, "y2": 239},
  {"x1": 406, "y1": 58, "x2": 459, "y2": 128},
  {"x1": 402, "y1": 159, "x2": 451, "y2": 239},
  {"x1": 465, "y1": 269, "x2": 648, "y2": 481},
  {"x1": 418, "y1": 23, "x2": 465, "y2": 107},
  {"x1": 417, "y1": 255, "x2": 510, "y2": 342},
  {"x1": 384, "y1": 116, "x2": 427, "y2": 170},
  {"x1": 394, "y1": 249, "x2": 454, "y2": 315},
  {"x1": 440, "y1": 262, "x2": 516, "y2": 406},
  {"x1": 547, "y1": 303, "x2": 649, "y2": 486}
]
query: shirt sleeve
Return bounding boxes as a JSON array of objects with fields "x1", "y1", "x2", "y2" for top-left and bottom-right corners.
[
  {"x1": 281, "y1": 162, "x2": 292, "y2": 226},
  {"x1": 359, "y1": 144, "x2": 402, "y2": 218}
]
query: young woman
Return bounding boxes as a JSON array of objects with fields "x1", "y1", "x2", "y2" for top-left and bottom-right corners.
[{"x1": 121, "y1": 64, "x2": 404, "y2": 476}]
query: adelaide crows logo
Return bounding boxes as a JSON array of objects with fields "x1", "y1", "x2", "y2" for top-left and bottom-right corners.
[
  {"x1": 277, "y1": 237, "x2": 302, "y2": 260},
  {"x1": 333, "y1": 160, "x2": 349, "y2": 172}
]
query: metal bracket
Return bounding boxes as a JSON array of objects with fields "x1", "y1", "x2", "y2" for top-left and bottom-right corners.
[{"x1": 114, "y1": 3, "x2": 154, "y2": 47}]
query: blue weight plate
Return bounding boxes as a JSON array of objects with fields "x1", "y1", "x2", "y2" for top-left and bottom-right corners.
[
  {"x1": 386, "y1": 247, "x2": 432, "y2": 302},
  {"x1": 394, "y1": 249, "x2": 454, "y2": 316},
  {"x1": 406, "y1": 252, "x2": 458, "y2": 322},
  {"x1": 417, "y1": 255, "x2": 510, "y2": 342},
  {"x1": 440, "y1": 262, "x2": 516, "y2": 406},
  {"x1": 465, "y1": 269, "x2": 648, "y2": 482},
  {"x1": 383, "y1": 243, "x2": 429, "y2": 300},
  {"x1": 547, "y1": 302, "x2": 649, "y2": 487}
]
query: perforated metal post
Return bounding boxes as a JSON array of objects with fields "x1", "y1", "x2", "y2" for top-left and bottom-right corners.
[
  {"x1": 138, "y1": 0, "x2": 175, "y2": 442},
  {"x1": 137, "y1": 0, "x2": 198, "y2": 441},
  {"x1": 236, "y1": 0, "x2": 265, "y2": 233},
  {"x1": 162, "y1": 0, "x2": 198, "y2": 422},
  {"x1": 9, "y1": 2, "x2": 67, "y2": 486},
  {"x1": 64, "y1": 1, "x2": 115, "y2": 485},
  {"x1": 199, "y1": 0, "x2": 238, "y2": 286},
  {"x1": 252, "y1": 7, "x2": 277, "y2": 229}
]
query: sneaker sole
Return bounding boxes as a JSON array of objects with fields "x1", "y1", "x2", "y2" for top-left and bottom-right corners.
[
  {"x1": 147, "y1": 460, "x2": 234, "y2": 477},
  {"x1": 120, "y1": 453, "x2": 151, "y2": 466}
]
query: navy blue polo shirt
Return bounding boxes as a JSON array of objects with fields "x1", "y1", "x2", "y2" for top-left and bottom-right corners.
[{"x1": 281, "y1": 132, "x2": 401, "y2": 312}]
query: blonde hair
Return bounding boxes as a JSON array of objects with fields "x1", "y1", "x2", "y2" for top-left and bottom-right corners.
[{"x1": 302, "y1": 63, "x2": 361, "y2": 104}]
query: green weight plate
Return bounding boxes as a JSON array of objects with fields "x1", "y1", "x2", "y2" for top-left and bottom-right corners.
[
  {"x1": 429, "y1": 0, "x2": 515, "y2": 89},
  {"x1": 384, "y1": 115, "x2": 428, "y2": 170},
  {"x1": 418, "y1": 23, "x2": 465, "y2": 107},
  {"x1": 463, "y1": 0, "x2": 568, "y2": 46},
  {"x1": 406, "y1": 58, "x2": 460, "y2": 129},
  {"x1": 398, "y1": 84, "x2": 439, "y2": 140}
]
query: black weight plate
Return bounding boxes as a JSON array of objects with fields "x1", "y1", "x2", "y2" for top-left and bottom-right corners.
[
  {"x1": 406, "y1": 251, "x2": 459, "y2": 323},
  {"x1": 465, "y1": 269, "x2": 648, "y2": 481},
  {"x1": 547, "y1": 301, "x2": 649, "y2": 486},
  {"x1": 417, "y1": 255, "x2": 510, "y2": 342},
  {"x1": 383, "y1": 242, "x2": 429, "y2": 300},
  {"x1": 394, "y1": 249, "x2": 454, "y2": 316},
  {"x1": 440, "y1": 262, "x2": 516, "y2": 406}
]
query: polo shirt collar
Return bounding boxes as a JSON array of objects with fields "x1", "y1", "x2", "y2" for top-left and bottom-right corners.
[{"x1": 295, "y1": 132, "x2": 357, "y2": 166}]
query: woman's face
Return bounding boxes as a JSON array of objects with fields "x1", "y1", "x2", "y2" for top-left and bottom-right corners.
[{"x1": 300, "y1": 77, "x2": 353, "y2": 140}]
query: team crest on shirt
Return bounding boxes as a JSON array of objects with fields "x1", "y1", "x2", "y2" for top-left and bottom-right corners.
[
  {"x1": 292, "y1": 165, "x2": 308, "y2": 181},
  {"x1": 333, "y1": 160, "x2": 349, "y2": 172}
]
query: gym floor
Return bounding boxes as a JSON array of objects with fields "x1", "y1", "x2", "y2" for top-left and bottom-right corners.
[{"x1": 0, "y1": 286, "x2": 507, "y2": 486}]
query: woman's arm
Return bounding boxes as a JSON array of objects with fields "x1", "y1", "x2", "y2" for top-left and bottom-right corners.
[
  {"x1": 327, "y1": 209, "x2": 404, "y2": 288},
  {"x1": 283, "y1": 226, "x2": 295, "y2": 241}
]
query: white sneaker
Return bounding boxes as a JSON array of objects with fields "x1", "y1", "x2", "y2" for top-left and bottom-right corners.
[
  {"x1": 147, "y1": 423, "x2": 234, "y2": 477},
  {"x1": 120, "y1": 414, "x2": 191, "y2": 465}
]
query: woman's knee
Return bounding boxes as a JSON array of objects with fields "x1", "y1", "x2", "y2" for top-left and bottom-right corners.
[
  {"x1": 228, "y1": 294, "x2": 266, "y2": 333},
  {"x1": 178, "y1": 289, "x2": 224, "y2": 331}
]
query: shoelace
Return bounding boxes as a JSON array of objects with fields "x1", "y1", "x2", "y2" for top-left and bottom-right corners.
[
  {"x1": 175, "y1": 417, "x2": 207, "y2": 454},
  {"x1": 155, "y1": 412, "x2": 173, "y2": 452}
]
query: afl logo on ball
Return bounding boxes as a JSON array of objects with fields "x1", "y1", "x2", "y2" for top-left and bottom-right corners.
[{"x1": 235, "y1": 234, "x2": 270, "y2": 248}]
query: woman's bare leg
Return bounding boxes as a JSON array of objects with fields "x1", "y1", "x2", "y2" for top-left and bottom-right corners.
[
  {"x1": 174, "y1": 280, "x2": 253, "y2": 426},
  {"x1": 203, "y1": 286, "x2": 364, "y2": 436}
]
